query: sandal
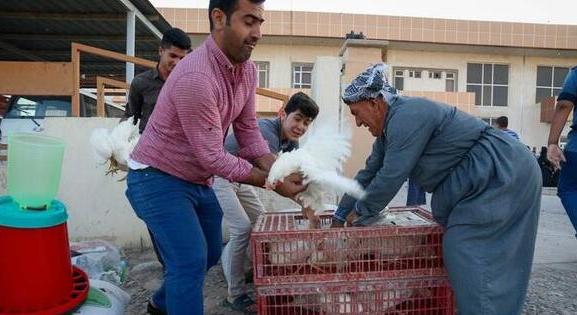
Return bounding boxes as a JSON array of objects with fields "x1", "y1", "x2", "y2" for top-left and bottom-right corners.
[{"x1": 223, "y1": 294, "x2": 257, "y2": 314}]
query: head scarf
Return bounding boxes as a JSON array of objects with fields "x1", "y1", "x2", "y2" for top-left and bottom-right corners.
[{"x1": 342, "y1": 63, "x2": 398, "y2": 105}]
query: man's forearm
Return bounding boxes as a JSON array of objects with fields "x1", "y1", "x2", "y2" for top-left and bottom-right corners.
[
  {"x1": 253, "y1": 153, "x2": 276, "y2": 172},
  {"x1": 238, "y1": 166, "x2": 268, "y2": 188},
  {"x1": 548, "y1": 100, "x2": 574, "y2": 145}
]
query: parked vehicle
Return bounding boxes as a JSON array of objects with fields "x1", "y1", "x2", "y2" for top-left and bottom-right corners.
[{"x1": 0, "y1": 93, "x2": 124, "y2": 143}]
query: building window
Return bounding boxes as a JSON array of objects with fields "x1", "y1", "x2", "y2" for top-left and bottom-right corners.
[
  {"x1": 445, "y1": 72, "x2": 457, "y2": 92},
  {"x1": 481, "y1": 117, "x2": 498, "y2": 126},
  {"x1": 466, "y1": 63, "x2": 509, "y2": 106},
  {"x1": 255, "y1": 61, "x2": 269, "y2": 88},
  {"x1": 536, "y1": 66, "x2": 569, "y2": 103},
  {"x1": 409, "y1": 70, "x2": 422, "y2": 78},
  {"x1": 292, "y1": 63, "x2": 313, "y2": 89},
  {"x1": 394, "y1": 70, "x2": 404, "y2": 91},
  {"x1": 393, "y1": 67, "x2": 456, "y2": 92}
]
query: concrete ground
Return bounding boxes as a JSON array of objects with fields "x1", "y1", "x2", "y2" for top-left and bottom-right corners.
[
  {"x1": 523, "y1": 189, "x2": 577, "y2": 314},
  {"x1": 124, "y1": 185, "x2": 577, "y2": 314}
]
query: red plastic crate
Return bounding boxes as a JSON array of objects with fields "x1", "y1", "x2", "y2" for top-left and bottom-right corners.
[
  {"x1": 251, "y1": 207, "x2": 445, "y2": 285},
  {"x1": 256, "y1": 276, "x2": 455, "y2": 315}
]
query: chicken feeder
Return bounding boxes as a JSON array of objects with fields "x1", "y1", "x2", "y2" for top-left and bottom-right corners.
[{"x1": 0, "y1": 134, "x2": 89, "y2": 314}]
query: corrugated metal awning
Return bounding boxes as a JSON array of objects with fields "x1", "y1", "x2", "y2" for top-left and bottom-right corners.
[{"x1": 0, "y1": 0, "x2": 172, "y2": 86}]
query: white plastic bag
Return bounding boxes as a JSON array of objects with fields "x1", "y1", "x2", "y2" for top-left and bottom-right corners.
[{"x1": 70, "y1": 240, "x2": 128, "y2": 286}]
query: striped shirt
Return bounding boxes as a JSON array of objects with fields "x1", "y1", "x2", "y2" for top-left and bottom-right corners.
[{"x1": 130, "y1": 35, "x2": 270, "y2": 185}]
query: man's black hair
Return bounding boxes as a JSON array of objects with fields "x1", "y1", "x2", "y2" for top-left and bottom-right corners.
[
  {"x1": 495, "y1": 116, "x2": 509, "y2": 128},
  {"x1": 208, "y1": 0, "x2": 266, "y2": 31},
  {"x1": 161, "y1": 28, "x2": 191, "y2": 50},
  {"x1": 284, "y1": 92, "x2": 319, "y2": 119}
]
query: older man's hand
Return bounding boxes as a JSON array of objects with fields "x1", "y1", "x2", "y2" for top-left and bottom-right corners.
[
  {"x1": 330, "y1": 210, "x2": 358, "y2": 228},
  {"x1": 346, "y1": 211, "x2": 358, "y2": 226},
  {"x1": 330, "y1": 218, "x2": 345, "y2": 228}
]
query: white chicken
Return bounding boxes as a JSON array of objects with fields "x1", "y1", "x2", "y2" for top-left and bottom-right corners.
[
  {"x1": 359, "y1": 210, "x2": 436, "y2": 260},
  {"x1": 268, "y1": 239, "x2": 313, "y2": 266},
  {"x1": 108, "y1": 117, "x2": 140, "y2": 165},
  {"x1": 319, "y1": 293, "x2": 363, "y2": 314},
  {"x1": 267, "y1": 219, "x2": 314, "y2": 265},
  {"x1": 90, "y1": 117, "x2": 140, "y2": 176},
  {"x1": 292, "y1": 288, "x2": 427, "y2": 313},
  {"x1": 359, "y1": 288, "x2": 416, "y2": 313},
  {"x1": 266, "y1": 118, "x2": 366, "y2": 213},
  {"x1": 292, "y1": 292, "x2": 363, "y2": 314}
]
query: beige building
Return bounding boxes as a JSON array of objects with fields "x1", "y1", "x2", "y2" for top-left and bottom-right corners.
[{"x1": 159, "y1": 7, "x2": 577, "y2": 174}]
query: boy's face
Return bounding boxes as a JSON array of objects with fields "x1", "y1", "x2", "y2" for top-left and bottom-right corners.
[
  {"x1": 158, "y1": 45, "x2": 188, "y2": 76},
  {"x1": 280, "y1": 109, "x2": 314, "y2": 142}
]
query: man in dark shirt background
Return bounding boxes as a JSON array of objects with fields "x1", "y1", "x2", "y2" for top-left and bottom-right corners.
[{"x1": 123, "y1": 27, "x2": 191, "y2": 133}]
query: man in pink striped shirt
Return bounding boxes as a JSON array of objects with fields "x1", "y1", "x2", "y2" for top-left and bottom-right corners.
[{"x1": 125, "y1": 1, "x2": 304, "y2": 314}]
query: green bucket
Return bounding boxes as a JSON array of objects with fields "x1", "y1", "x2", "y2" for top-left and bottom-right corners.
[{"x1": 7, "y1": 133, "x2": 65, "y2": 209}]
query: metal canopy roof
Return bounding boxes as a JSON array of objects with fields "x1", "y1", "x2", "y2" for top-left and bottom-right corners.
[{"x1": 0, "y1": 0, "x2": 172, "y2": 86}]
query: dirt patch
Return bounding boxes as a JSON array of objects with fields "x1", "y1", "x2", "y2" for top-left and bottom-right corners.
[
  {"x1": 123, "y1": 248, "x2": 577, "y2": 314},
  {"x1": 123, "y1": 247, "x2": 246, "y2": 315}
]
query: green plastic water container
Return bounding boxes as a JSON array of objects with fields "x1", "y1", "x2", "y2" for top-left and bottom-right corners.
[{"x1": 7, "y1": 133, "x2": 65, "y2": 209}]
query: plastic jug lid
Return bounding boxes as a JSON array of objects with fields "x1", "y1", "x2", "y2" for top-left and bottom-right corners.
[{"x1": 0, "y1": 195, "x2": 67, "y2": 228}]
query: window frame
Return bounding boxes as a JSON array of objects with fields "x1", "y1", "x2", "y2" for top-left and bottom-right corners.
[
  {"x1": 481, "y1": 117, "x2": 498, "y2": 126},
  {"x1": 291, "y1": 62, "x2": 314, "y2": 89},
  {"x1": 535, "y1": 65, "x2": 569, "y2": 104},
  {"x1": 428, "y1": 71, "x2": 442, "y2": 79},
  {"x1": 254, "y1": 61, "x2": 270, "y2": 88},
  {"x1": 392, "y1": 67, "x2": 458, "y2": 92},
  {"x1": 466, "y1": 63, "x2": 510, "y2": 107},
  {"x1": 394, "y1": 69, "x2": 405, "y2": 91}
]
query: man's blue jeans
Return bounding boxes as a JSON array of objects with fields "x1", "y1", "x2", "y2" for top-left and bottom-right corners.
[
  {"x1": 559, "y1": 150, "x2": 577, "y2": 237},
  {"x1": 126, "y1": 168, "x2": 223, "y2": 314}
]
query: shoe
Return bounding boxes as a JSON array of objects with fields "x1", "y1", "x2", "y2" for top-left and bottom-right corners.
[
  {"x1": 222, "y1": 294, "x2": 257, "y2": 314},
  {"x1": 147, "y1": 300, "x2": 166, "y2": 315}
]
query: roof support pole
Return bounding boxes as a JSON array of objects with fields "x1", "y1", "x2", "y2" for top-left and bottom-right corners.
[
  {"x1": 118, "y1": 0, "x2": 163, "y2": 38},
  {"x1": 126, "y1": 10, "x2": 136, "y2": 84}
]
